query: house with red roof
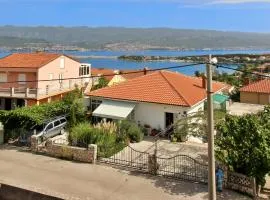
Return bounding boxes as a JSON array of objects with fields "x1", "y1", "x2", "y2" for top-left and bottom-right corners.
[
  {"x1": 0, "y1": 52, "x2": 90, "y2": 110},
  {"x1": 86, "y1": 70, "x2": 227, "y2": 130},
  {"x1": 239, "y1": 79, "x2": 270, "y2": 105},
  {"x1": 91, "y1": 67, "x2": 150, "y2": 88}
]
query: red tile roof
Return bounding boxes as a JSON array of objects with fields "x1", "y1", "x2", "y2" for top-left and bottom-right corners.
[
  {"x1": 120, "y1": 68, "x2": 153, "y2": 80},
  {"x1": 91, "y1": 68, "x2": 115, "y2": 81},
  {"x1": 87, "y1": 70, "x2": 227, "y2": 107},
  {"x1": 91, "y1": 68, "x2": 151, "y2": 81},
  {"x1": 0, "y1": 53, "x2": 62, "y2": 68},
  {"x1": 240, "y1": 79, "x2": 270, "y2": 94}
]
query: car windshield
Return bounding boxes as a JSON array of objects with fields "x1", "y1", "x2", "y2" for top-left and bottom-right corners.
[{"x1": 31, "y1": 124, "x2": 45, "y2": 133}]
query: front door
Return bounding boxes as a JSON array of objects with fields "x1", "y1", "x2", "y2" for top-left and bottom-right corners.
[
  {"x1": 165, "y1": 112, "x2": 174, "y2": 128},
  {"x1": 5, "y1": 99, "x2": 11, "y2": 110}
]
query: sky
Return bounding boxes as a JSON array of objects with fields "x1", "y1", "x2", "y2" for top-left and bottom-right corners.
[{"x1": 0, "y1": 0, "x2": 270, "y2": 32}]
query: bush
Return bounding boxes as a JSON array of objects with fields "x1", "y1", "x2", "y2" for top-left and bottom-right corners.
[
  {"x1": 0, "y1": 101, "x2": 69, "y2": 142},
  {"x1": 117, "y1": 120, "x2": 143, "y2": 143},
  {"x1": 69, "y1": 122, "x2": 127, "y2": 158}
]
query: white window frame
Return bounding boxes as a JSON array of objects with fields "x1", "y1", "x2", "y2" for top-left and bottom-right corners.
[
  {"x1": 18, "y1": 74, "x2": 26, "y2": 85},
  {"x1": 0, "y1": 73, "x2": 7, "y2": 83},
  {"x1": 60, "y1": 57, "x2": 65, "y2": 69},
  {"x1": 59, "y1": 74, "x2": 63, "y2": 83}
]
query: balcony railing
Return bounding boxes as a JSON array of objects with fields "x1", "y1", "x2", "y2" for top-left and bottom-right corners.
[{"x1": 0, "y1": 79, "x2": 88, "y2": 99}]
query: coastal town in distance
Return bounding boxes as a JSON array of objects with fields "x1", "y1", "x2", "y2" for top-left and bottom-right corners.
[{"x1": 0, "y1": 1, "x2": 270, "y2": 200}]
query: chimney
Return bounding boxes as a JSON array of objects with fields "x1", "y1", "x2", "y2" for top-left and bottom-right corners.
[
  {"x1": 143, "y1": 67, "x2": 149, "y2": 75},
  {"x1": 202, "y1": 75, "x2": 207, "y2": 89}
]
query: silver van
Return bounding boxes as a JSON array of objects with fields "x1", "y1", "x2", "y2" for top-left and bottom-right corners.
[{"x1": 36, "y1": 116, "x2": 67, "y2": 139}]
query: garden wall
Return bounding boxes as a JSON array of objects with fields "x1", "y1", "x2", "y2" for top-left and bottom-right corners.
[
  {"x1": 0, "y1": 183, "x2": 63, "y2": 200},
  {"x1": 31, "y1": 136, "x2": 97, "y2": 164}
]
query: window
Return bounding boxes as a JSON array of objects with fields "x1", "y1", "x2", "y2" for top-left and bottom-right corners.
[
  {"x1": 45, "y1": 123, "x2": 53, "y2": 132},
  {"x1": 79, "y1": 65, "x2": 90, "y2": 76},
  {"x1": 60, "y1": 57, "x2": 65, "y2": 69},
  {"x1": 48, "y1": 73, "x2": 53, "y2": 80},
  {"x1": 54, "y1": 120, "x2": 60, "y2": 127},
  {"x1": 60, "y1": 118, "x2": 67, "y2": 123},
  {"x1": 0, "y1": 73, "x2": 7, "y2": 83},
  {"x1": 18, "y1": 74, "x2": 26, "y2": 85},
  {"x1": 59, "y1": 74, "x2": 63, "y2": 83},
  {"x1": 90, "y1": 99, "x2": 102, "y2": 112}
]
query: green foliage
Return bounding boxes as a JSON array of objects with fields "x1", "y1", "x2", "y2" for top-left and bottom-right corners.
[
  {"x1": 0, "y1": 101, "x2": 69, "y2": 142},
  {"x1": 62, "y1": 88, "x2": 85, "y2": 128},
  {"x1": 173, "y1": 110, "x2": 226, "y2": 142},
  {"x1": 0, "y1": 88, "x2": 86, "y2": 141},
  {"x1": 2, "y1": 102, "x2": 67, "y2": 140},
  {"x1": 117, "y1": 120, "x2": 144, "y2": 143},
  {"x1": 92, "y1": 76, "x2": 109, "y2": 91},
  {"x1": 68, "y1": 122, "x2": 127, "y2": 158},
  {"x1": 215, "y1": 107, "x2": 270, "y2": 186}
]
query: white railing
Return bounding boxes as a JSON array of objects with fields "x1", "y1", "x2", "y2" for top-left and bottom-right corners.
[{"x1": 0, "y1": 79, "x2": 87, "y2": 99}]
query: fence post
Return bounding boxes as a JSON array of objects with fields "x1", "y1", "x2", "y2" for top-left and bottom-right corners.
[
  {"x1": 148, "y1": 154, "x2": 157, "y2": 175},
  {"x1": 30, "y1": 135, "x2": 38, "y2": 152},
  {"x1": 88, "y1": 144, "x2": 97, "y2": 164},
  {"x1": 252, "y1": 177, "x2": 257, "y2": 199}
]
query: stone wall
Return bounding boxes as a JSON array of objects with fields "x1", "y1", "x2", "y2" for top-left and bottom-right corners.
[
  {"x1": 31, "y1": 136, "x2": 97, "y2": 164},
  {"x1": 0, "y1": 183, "x2": 63, "y2": 200}
]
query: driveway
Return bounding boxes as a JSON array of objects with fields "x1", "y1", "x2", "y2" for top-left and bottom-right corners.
[
  {"x1": 227, "y1": 102, "x2": 264, "y2": 116},
  {"x1": 0, "y1": 145, "x2": 250, "y2": 200},
  {"x1": 130, "y1": 137, "x2": 208, "y2": 162}
]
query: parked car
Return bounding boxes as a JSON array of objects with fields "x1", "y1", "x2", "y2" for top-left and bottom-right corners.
[{"x1": 35, "y1": 116, "x2": 67, "y2": 139}]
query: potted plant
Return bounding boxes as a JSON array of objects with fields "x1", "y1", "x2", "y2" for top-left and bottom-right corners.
[{"x1": 144, "y1": 124, "x2": 152, "y2": 136}]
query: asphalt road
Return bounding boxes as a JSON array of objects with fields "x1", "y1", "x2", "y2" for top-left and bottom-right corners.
[{"x1": 0, "y1": 145, "x2": 250, "y2": 200}]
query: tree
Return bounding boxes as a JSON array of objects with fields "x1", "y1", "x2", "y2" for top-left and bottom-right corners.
[
  {"x1": 92, "y1": 76, "x2": 109, "y2": 90},
  {"x1": 172, "y1": 110, "x2": 226, "y2": 142},
  {"x1": 215, "y1": 107, "x2": 270, "y2": 187},
  {"x1": 63, "y1": 88, "x2": 85, "y2": 128}
]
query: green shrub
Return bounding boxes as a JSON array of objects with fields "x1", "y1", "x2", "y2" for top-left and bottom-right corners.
[
  {"x1": 69, "y1": 122, "x2": 127, "y2": 157},
  {"x1": 117, "y1": 120, "x2": 143, "y2": 143},
  {"x1": 128, "y1": 123, "x2": 144, "y2": 142}
]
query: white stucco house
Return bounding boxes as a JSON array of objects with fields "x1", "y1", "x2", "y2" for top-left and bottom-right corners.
[{"x1": 86, "y1": 70, "x2": 227, "y2": 130}]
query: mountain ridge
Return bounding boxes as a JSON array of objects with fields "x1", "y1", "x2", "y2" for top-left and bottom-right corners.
[{"x1": 0, "y1": 26, "x2": 270, "y2": 50}]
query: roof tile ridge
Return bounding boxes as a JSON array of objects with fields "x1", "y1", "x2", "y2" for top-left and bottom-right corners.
[
  {"x1": 159, "y1": 71, "x2": 191, "y2": 106},
  {"x1": 240, "y1": 79, "x2": 268, "y2": 90}
]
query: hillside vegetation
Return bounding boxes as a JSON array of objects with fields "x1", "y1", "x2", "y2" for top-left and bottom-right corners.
[{"x1": 1, "y1": 26, "x2": 270, "y2": 49}]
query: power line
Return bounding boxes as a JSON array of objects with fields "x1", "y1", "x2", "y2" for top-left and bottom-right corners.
[
  {"x1": 214, "y1": 64, "x2": 270, "y2": 79},
  {"x1": 0, "y1": 62, "x2": 205, "y2": 84}
]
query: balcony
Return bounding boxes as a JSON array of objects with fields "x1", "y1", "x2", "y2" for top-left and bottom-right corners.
[{"x1": 0, "y1": 80, "x2": 87, "y2": 99}]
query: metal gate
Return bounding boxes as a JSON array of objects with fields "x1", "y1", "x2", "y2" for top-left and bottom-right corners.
[
  {"x1": 157, "y1": 155, "x2": 208, "y2": 183},
  {"x1": 97, "y1": 145, "x2": 149, "y2": 171}
]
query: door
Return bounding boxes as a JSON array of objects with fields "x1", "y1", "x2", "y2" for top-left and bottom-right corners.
[
  {"x1": 165, "y1": 112, "x2": 174, "y2": 128},
  {"x1": 44, "y1": 123, "x2": 54, "y2": 138},
  {"x1": 5, "y1": 99, "x2": 12, "y2": 110}
]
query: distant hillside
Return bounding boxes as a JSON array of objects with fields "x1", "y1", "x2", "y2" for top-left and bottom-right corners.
[
  {"x1": 0, "y1": 36, "x2": 49, "y2": 48},
  {"x1": 0, "y1": 26, "x2": 270, "y2": 50}
]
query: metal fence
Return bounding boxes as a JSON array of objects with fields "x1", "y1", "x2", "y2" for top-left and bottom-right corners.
[
  {"x1": 157, "y1": 155, "x2": 208, "y2": 183},
  {"x1": 98, "y1": 145, "x2": 149, "y2": 171}
]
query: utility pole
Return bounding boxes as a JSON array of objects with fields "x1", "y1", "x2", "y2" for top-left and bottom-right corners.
[{"x1": 207, "y1": 54, "x2": 216, "y2": 200}]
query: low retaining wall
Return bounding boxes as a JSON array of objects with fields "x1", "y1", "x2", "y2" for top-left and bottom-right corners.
[
  {"x1": 0, "y1": 183, "x2": 63, "y2": 200},
  {"x1": 31, "y1": 136, "x2": 97, "y2": 164}
]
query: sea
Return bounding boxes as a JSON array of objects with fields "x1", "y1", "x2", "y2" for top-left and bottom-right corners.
[{"x1": 1, "y1": 49, "x2": 270, "y2": 76}]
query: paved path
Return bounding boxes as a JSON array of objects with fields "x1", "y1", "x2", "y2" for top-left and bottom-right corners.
[{"x1": 0, "y1": 145, "x2": 250, "y2": 200}]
